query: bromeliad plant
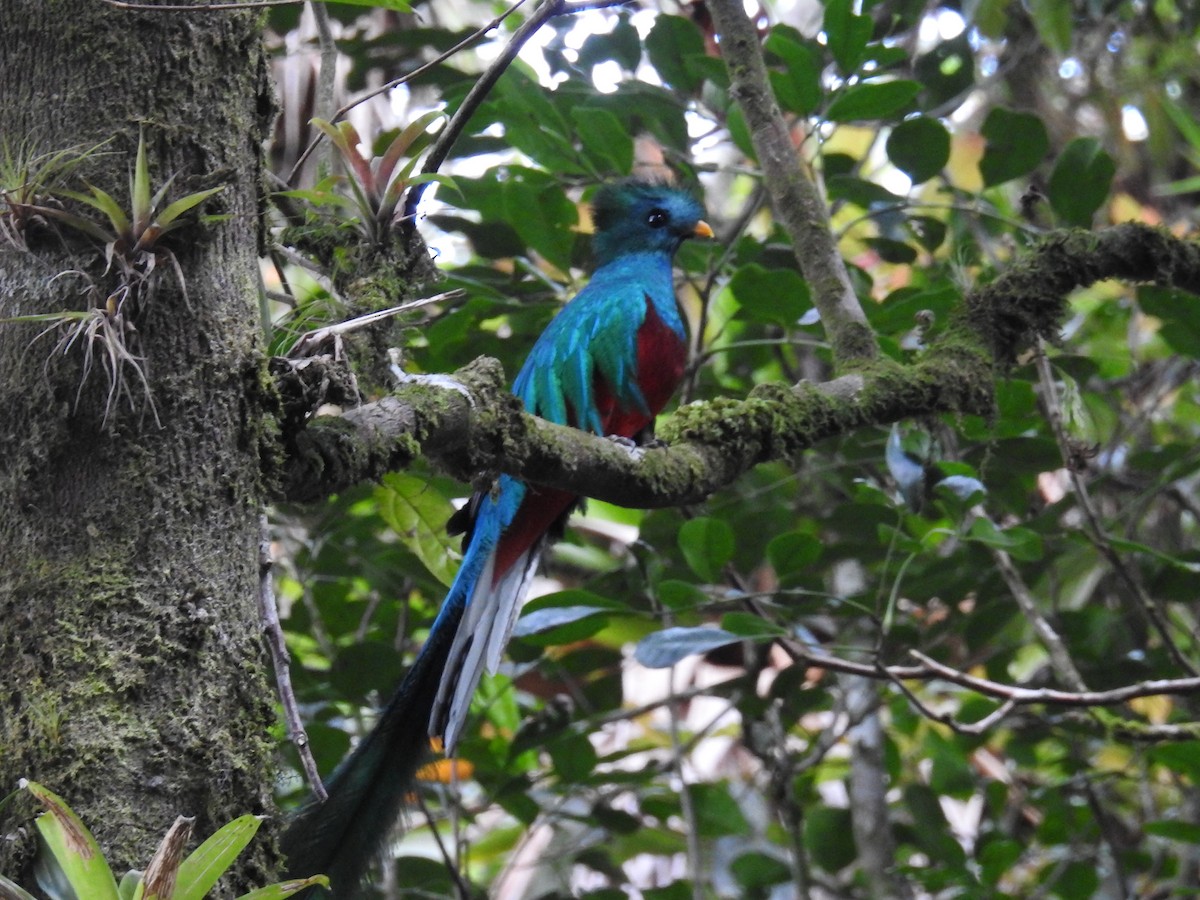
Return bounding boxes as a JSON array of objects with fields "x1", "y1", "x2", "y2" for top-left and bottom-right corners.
[
  {"x1": 3, "y1": 132, "x2": 222, "y2": 425},
  {"x1": 0, "y1": 781, "x2": 326, "y2": 900},
  {"x1": 0, "y1": 139, "x2": 110, "y2": 249},
  {"x1": 50, "y1": 132, "x2": 223, "y2": 308},
  {"x1": 280, "y1": 111, "x2": 447, "y2": 248}
]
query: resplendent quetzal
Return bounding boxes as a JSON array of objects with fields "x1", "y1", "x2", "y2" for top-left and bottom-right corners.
[{"x1": 282, "y1": 178, "x2": 712, "y2": 895}]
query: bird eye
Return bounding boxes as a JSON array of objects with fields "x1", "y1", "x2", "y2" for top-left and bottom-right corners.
[{"x1": 646, "y1": 208, "x2": 669, "y2": 228}]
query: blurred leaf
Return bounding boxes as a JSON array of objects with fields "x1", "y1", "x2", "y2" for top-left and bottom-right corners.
[
  {"x1": 1144, "y1": 820, "x2": 1200, "y2": 843},
  {"x1": 634, "y1": 626, "x2": 738, "y2": 668},
  {"x1": 1048, "y1": 138, "x2": 1115, "y2": 226},
  {"x1": 979, "y1": 108, "x2": 1049, "y2": 186},
  {"x1": 764, "y1": 26, "x2": 822, "y2": 115},
  {"x1": 887, "y1": 116, "x2": 951, "y2": 183},
  {"x1": 730, "y1": 852, "x2": 790, "y2": 890},
  {"x1": 1151, "y1": 742, "x2": 1200, "y2": 781},
  {"x1": 1136, "y1": 286, "x2": 1200, "y2": 357},
  {"x1": 967, "y1": 518, "x2": 1044, "y2": 561},
  {"x1": 728, "y1": 263, "x2": 811, "y2": 326},
  {"x1": 1027, "y1": 0, "x2": 1072, "y2": 54},
  {"x1": 678, "y1": 517, "x2": 734, "y2": 581},
  {"x1": 688, "y1": 783, "x2": 750, "y2": 838},
  {"x1": 573, "y1": 107, "x2": 633, "y2": 175},
  {"x1": 804, "y1": 807, "x2": 856, "y2": 871},
  {"x1": 644, "y1": 15, "x2": 706, "y2": 92},
  {"x1": 823, "y1": 0, "x2": 872, "y2": 72},
  {"x1": 915, "y1": 35, "x2": 974, "y2": 111},
  {"x1": 826, "y1": 80, "x2": 921, "y2": 122}
]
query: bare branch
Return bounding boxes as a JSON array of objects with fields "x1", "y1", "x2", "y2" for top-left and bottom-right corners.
[{"x1": 258, "y1": 515, "x2": 326, "y2": 801}]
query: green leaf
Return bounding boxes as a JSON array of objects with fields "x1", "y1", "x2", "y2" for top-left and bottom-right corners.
[
  {"x1": 154, "y1": 186, "x2": 224, "y2": 230},
  {"x1": 766, "y1": 529, "x2": 822, "y2": 579},
  {"x1": 0, "y1": 874, "x2": 39, "y2": 900},
  {"x1": 547, "y1": 731, "x2": 597, "y2": 782},
  {"x1": 1145, "y1": 820, "x2": 1200, "y2": 843},
  {"x1": 514, "y1": 605, "x2": 612, "y2": 637},
  {"x1": 914, "y1": 35, "x2": 974, "y2": 112},
  {"x1": 730, "y1": 852, "x2": 791, "y2": 890},
  {"x1": 823, "y1": 0, "x2": 872, "y2": 73},
  {"x1": 644, "y1": 15, "x2": 706, "y2": 92},
  {"x1": 764, "y1": 27, "x2": 822, "y2": 115},
  {"x1": 826, "y1": 81, "x2": 921, "y2": 122},
  {"x1": 572, "y1": 107, "x2": 633, "y2": 175},
  {"x1": 25, "y1": 781, "x2": 120, "y2": 900},
  {"x1": 978, "y1": 837, "x2": 1023, "y2": 886},
  {"x1": 804, "y1": 806, "x2": 856, "y2": 871},
  {"x1": 74, "y1": 184, "x2": 132, "y2": 235},
  {"x1": 235, "y1": 876, "x2": 329, "y2": 899},
  {"x1": 688, "y1": 783, "x2": 750, "y2": 838},
  {"x1": 1150, "y1": 741, "x2": 1200, "y2": 781},
  {"x1": 678, "y1": 516, "x2": 734, "y2": 581},
  {"x1": 1138, "y1": 286, "x2": 1200, "y2": 358},
  {"x1": 501, "y1": 175, "x2": 577, "y2": 271},
  {"x1": 967, "y1": 518, "x2": 1044, "y2": 561},
  {"x1": 886, "y1": 116, "x2": 951, "y2": 183},
  {"x1": 375, "y1": 473, "x2": 458, "y2": 587},
  {"x1": 979, "y1": 108, "x2": 1049, "y2": 186},
  {"x1": 173, "y1": 816, "x2": 261, "y2": 900},
  {"x1": 1047, "y1": 137, "x2": 1115, "y2": 226},
  {"x1": 727, "y1": 263, "x2": 810, "y2": 326},
  {"x1": 1027, "y1": 0, "x2": 1072, "y2": 54},
  {"x1": 719, "y1": 612, "x2": 785, "y2": 639},
  {"x1": 131, "y1": 132, "x2": 152, "y2": 235},
  {"x1": 634, "y1": 626, "x2": 738, "y2": 668}
]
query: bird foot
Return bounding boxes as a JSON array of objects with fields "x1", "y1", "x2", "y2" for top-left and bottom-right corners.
[
  {"x1": 606, "y1": 434, "x2": 648, "y2": 461},
  {"x1": 388, "y1": 350, "x2": 476, "y2": 408}
]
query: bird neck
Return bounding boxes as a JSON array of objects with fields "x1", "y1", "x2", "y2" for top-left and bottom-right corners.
[{"x1": 594, "y1": 250, "x2": 685, "y2": 333}]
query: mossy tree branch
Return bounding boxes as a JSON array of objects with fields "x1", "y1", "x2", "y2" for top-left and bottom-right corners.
[{"x1": 276, "y1": 223, "x2": 1200, "y2": 508}]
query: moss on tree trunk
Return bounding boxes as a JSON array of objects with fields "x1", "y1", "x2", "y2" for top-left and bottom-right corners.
[{"x1": 0, "y1": 1, "x2": 278, "y2": 892}]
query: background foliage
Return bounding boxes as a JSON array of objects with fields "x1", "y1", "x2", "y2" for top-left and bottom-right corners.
[{"x1": 266, "y1": 1, "x2": 1200, "y2": 897}]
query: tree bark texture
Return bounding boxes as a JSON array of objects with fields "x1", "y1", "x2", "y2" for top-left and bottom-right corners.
[{"x1": 0, "y1": 1, "x2": 276, "y2": 891}]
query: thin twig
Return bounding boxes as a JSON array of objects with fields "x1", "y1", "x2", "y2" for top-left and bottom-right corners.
[
  {"x1": 908, "y1": 649, "x2": 1200, "y2": 707},
  {"x1": 258, "y1": 514, "x2": 327, "y2": 800}
]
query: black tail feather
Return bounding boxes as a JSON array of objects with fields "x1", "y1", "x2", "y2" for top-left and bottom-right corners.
[{"x1": 281, "y1": 606, "x2": 461, "y2": 897}]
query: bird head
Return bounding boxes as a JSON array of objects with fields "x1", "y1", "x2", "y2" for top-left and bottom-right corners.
[{"x1": 590, "y1": 179, "x2": 712, "y2": 265}]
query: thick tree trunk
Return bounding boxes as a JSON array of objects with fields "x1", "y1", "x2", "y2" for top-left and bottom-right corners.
[{"x1": 0, "y1": 1, "x2": 276, "y2": 892}]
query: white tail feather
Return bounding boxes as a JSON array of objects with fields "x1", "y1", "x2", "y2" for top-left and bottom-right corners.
[{"x1": 433, "y1": 543, "x2": 544, "y2": 753}]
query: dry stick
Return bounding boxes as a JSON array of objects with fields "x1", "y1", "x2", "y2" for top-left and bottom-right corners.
[
  {"x1": 402, "y1": 0, "x2": 633, "y2": 223},
  {"x1": 907, "y1": 649, "x2": 1200, "y2": 707},
  {"x1": 706, "y1": 0, "x2": 876, "y2": 365},
  {"x1": 257, "y1": 515, "x2": 327, "y2": 801},
  {"x1": 1034, "y1": 343, "x2": 1199, "y2": 676}
]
